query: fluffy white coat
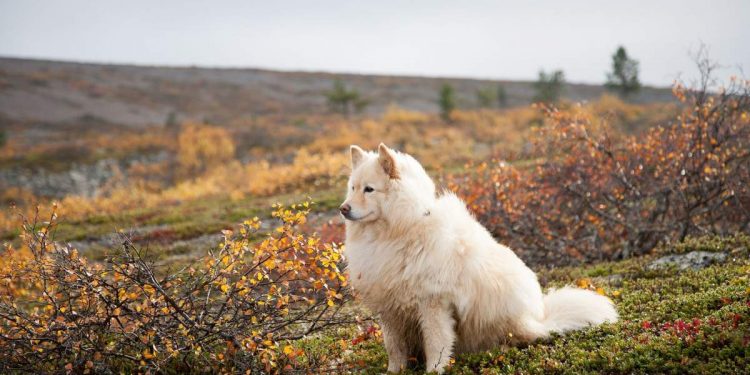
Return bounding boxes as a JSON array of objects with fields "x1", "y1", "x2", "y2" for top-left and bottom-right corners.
[{"x1": 341, "y1": 144, "x2": 618, "y2": 373}]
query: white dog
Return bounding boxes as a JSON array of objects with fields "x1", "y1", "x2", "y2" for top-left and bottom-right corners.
[{"x1": 341, "y1": 144, "x2": 618, "y2": 373}]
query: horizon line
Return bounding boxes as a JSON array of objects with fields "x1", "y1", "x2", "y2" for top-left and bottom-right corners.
[{"x1": 0, "y1": 53, "x2": 674, "y2": 90}]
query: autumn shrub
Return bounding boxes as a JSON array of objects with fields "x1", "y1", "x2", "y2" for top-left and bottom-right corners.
[
  {"x1": 588, "y1": 93, "x2": 679, "y2": 134},
  {"x1": 0, "y1": 202, "x2": 351, "y2": 373},
  {"x1": 451, "y1": 67, "x2": 750, "y2": 265},
  {"x1": 0, "y1": 147, "x2": 348, "y2": 237},
  {"x1": 0, "y1": 97, "x2": 677, "y2": 237},
  {"x1": 0, "y1": 127, "x2": 175, "y2": 171},
  {"x1": 165, "y1": 148, "x2": 349, "y2": 200},
  {"x1": 177, "y1": 123, "x2": 236, "y2": 177},
  {"x1": 381, "y1": 105, "x2": 430, "y2": 125}
]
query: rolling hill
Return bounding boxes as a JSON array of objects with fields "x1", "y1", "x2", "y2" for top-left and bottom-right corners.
[{"x1": 0, "y1": 57, "x2": 674, "y2": 131}]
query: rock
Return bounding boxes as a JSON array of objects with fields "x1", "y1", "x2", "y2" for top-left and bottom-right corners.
[
  {"x1": 0, "y1": 151, "x2": 169, "y2": 198},
  {"x1": 595, "y1": 273, "x2": 624, "y2": 287},
  {"x1": 647, "y1": 251, "x2": 727, "y2": 271}
]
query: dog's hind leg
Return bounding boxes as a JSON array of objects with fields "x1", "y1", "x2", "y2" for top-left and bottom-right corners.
[{"x1": 419, "y1": 301, "x2": 456, "y2": 374}]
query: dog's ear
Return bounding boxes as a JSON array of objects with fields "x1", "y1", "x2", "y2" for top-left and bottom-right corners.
[
  {"x1": 378, "y1": 143, "x2": 399, "y2": 179},
  {"x1": 350, "y1": 145, "x2": 366, "y2": 169}
]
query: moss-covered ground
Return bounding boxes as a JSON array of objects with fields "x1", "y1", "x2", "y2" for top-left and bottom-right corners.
[{"x1": 300, "y1": 235, "x2": 749, "y2": 374}]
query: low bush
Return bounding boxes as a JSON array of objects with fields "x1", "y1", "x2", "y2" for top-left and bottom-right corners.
[
  {"x1": 451, "y1": 63, "x2": 750, "y2": 265},
  {"x1": 0, "y1": 202, "x2": 350, "y2": 373}
]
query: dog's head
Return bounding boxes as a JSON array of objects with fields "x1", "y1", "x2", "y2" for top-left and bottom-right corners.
[
  {"x1": 339, "y1": 143, "x2": 396, "y2": 223},
  {"x1": 340, "y1": 143, "x2": 435, "y2": 224}
]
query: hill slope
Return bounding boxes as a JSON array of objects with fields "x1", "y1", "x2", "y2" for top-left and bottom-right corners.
[{"x1": 0, "y1": 57, "x2": 675, "y2": 129}]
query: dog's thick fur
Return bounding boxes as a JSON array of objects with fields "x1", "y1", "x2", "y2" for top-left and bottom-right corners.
[{"x1": 341, "y1": 144, "x2": 618, "y2": 373}]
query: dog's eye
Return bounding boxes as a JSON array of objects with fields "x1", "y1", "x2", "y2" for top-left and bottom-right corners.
[{"x1": 364, "y1": 186, "x2": 374, "y2": 193}]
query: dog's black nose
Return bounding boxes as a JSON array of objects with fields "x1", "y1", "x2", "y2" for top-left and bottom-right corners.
[{"x1": 339, "y1": 203, "x2": 351, "y2": 216}]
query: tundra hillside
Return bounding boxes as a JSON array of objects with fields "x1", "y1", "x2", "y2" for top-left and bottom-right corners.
[{"x1": 0, "y1": 57, "x2": 748, "y2": 373}]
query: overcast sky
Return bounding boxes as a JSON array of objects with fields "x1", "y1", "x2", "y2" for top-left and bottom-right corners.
[{"x1": 1, "y1": 0, "x2": 748, "y2": 86}]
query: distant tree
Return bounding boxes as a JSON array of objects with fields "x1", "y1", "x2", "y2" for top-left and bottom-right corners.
[
  {"x1": 0, "y1": 130, "x2": 6, "y2": 149},
  {"x1": 496, "y1": 85, "x2": 508, "y2": 108},
  {"x1": 325, "y1": 79, "x2": 369, "y2": 115},
  {"x1": 476, "y1": 87, "x2": 496, "y2": 108},
  {"x1": 532, "y1": 70, "x2": 565, "y2": 104},
  {"x1": 605, "y1": 46, "x2": 641, "y2": 98},
  {"x1": 165, "y1": 111, "x2": 180, "y2": 130},
  {"x1": 438, "y1": 83, "x2": 456, "y2": 122},
  {"x1": 353, "y1": 96, "x2": 370, "y2": 113}
]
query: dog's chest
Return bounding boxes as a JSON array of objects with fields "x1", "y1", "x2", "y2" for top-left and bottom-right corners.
[{"x1": 345, "y1": 242, "x2": 426, "y2": 308}]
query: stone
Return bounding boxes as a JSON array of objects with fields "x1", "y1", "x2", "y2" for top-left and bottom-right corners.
[{"x1": 647, "y1": 251, "x2": 727, "y2": 271}]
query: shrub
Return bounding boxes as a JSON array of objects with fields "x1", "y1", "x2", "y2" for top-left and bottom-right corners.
[
  {"x1": 438, "y1": 83, "x2": 457, "y2": 122},
  {"x1": 177, "y1": 123, "x2": 236, "y2": 177},
  {"x1": 164, "y1": 111, "x2": 180, "y2": 130},
  {"x1": 496, "y1": 84, "x2": 508, "y2": 108},
  {"x1": 532, "y1": 70, "x2": 565, "y2": 104},
  {"x1": 0, "y1": 202, "x2": 350, "y2": 373},
  {"x1": 381, "y1": 105, "x2": 430, "y2": 125},
  {"x1": 476, "y1": 87, "x2": 496, "y2": 108},
  {"x1": 605, "y1": 46, "x2": 641, "y2": 98},
  {"x1": 325, "y1": 79, "x2": 369, "y2": 115},
  {"x1": 452, "y1": 63, "x2": 750, "y2": 265}
]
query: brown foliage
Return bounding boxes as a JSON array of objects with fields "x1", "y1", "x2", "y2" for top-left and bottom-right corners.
[{"x1": 451, "y1": 68, "x2": 750, "y2": 265}]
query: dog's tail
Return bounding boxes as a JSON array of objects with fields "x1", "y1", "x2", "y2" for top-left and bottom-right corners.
[{"x1": 539, "y1": 286, "x2": 618, "y2": 335}]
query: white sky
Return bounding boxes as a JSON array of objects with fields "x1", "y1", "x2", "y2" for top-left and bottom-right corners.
[{"x1": 1, "y1": 0, "x2": 748, "y2": 86}]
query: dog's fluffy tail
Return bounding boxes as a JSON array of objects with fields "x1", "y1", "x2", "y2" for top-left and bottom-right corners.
[{"x1": 539, "y1": 286, "x2": 618, "y2": 335}]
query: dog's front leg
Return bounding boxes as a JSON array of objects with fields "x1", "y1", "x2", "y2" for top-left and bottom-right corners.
[
  {"x1": 380, "y1": 316, "x2": 409, "y2": 373},
  {"x1": 419, "y1": 301, "x2": 456, "y2": 374}
]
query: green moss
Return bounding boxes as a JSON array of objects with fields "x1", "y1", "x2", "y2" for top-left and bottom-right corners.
[
  {"x1": 655, "y1": 234, "x2": 750, "y2": 256},
  {"x1": 332, "y1": 234, "x2": 750, "y2": 374},
  {"x1": 46, "y1": 188, "x2": 342, "y2": 247}
]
